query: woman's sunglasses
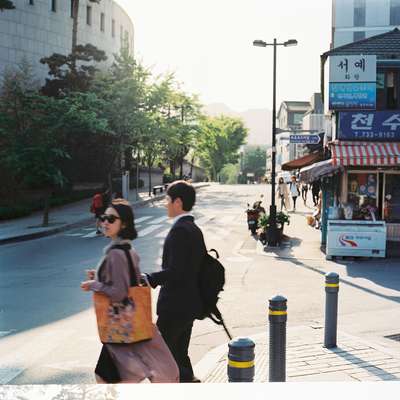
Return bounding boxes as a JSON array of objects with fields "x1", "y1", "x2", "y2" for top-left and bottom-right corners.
[{"x1": 99, "y1": 214, "x2": 120, "y2": 224}]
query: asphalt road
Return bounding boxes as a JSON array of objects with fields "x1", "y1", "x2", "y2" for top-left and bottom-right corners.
[{"x1": 0, "y1": 183, "x2": 399, "y2": 384}]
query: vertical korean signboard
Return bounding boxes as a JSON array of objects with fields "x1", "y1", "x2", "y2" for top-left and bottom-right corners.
[{"x1": 329, "y1": 55, "x2": 377, "y2": 110}]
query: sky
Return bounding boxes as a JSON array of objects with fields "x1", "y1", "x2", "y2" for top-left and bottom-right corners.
[{"x1": 116, "y1": 0, "x2": 332, "y2": 112}]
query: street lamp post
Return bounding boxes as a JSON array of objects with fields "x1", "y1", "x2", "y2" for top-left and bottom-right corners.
[{"x1": 253, "y1": 38, "x2": 298, "y2": 246}]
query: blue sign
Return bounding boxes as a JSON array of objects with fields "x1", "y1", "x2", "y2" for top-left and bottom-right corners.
[
  {"x1": 338, "y1": 111, "x2": 400, "y2": 141},
  {"x1": 329, "y1": 82, "x2": 376, "y2": 110},
  {"x1": 289, "y1": 134, "x2": 321, "y2": 144}
]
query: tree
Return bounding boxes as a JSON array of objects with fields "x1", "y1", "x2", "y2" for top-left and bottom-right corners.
[
  {"x1": 242, "y1": 146, "x2": 267, "y2": 180},
  {"x1": 197, "y1": 116, "x2": 248, "y2": 180},
  {"x1": 40, "y1": 44, "x2": 107, "y2": 97},
  {"x1": 219, "y1": 163, "x2": 240, "y2": 184},
  {"x1": 71, "y1": 0, "x2": 101, "y2": 54},
  {"x1": 0, "y1": 0, "x2": 15, "y2": 11}
]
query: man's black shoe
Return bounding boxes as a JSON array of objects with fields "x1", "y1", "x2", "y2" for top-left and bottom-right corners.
[{"x1": 181, "y1": 376, "x2": 201, "y2": 383}]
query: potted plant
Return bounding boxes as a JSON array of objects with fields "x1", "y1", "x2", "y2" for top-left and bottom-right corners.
[{"x1": 258, "y1": 212, "x2": 290, "y2": 244}]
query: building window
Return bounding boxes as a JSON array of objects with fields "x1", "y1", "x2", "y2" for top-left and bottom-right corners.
[
  {"x1": 87, "y1": 6, "x2": 92, "y2": 25},
  {"x1": 353, "y1": 31, "x2": 365, "y2": 42},
  {"x1": 353, "y1": 0, "x2": 366, "y2": 27},
  {"x1": 51, "y1": 0, "x2": 56, "y2": 12},
  {"x1": 29, "y1": 0, "x2": 34, "y2": 5},
  {"x1": 390, "y1": 0, "x2": 400, "y2": 25},
  {"x1": 112, "y1": 19, "x2": 115, "y2": 37},
  {"x1": 100, "y1": 13, "x2": 105, "y2": 32}
]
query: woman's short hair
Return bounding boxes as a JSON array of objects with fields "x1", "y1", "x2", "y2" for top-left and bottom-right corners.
[{"x1": 110, "y1": 201, "x2": 138, "y2": 240}]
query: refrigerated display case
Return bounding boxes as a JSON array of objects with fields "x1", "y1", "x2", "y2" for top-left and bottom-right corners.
[{"x1": 326, "y1": 220, "x2": 387, "y2": 259}]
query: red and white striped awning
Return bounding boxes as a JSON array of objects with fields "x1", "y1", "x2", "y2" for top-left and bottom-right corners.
[{"x1": 331, "y1": 142, "x2": 400, "y2": 167}]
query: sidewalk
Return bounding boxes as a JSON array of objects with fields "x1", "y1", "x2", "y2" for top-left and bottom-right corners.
[
  {"x1": 0, "y1": 183, "x2": 210, "y2": 245},
  {"x1": 261, "y1": 193, "x2": 325, "y2": 261},
  {"x1": 196, "y1": 326, "x2": 400, "y2": 382}
]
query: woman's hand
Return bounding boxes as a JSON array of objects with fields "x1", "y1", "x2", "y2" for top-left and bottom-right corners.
[
  {"x1": 81, "y1": 280, "x2": 95, "y2": 291},
  {"x1": 85, "y1": 269, "x2": 96, "y2": 280}
]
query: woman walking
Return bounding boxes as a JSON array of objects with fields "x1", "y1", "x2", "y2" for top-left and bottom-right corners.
[
  {"x1": 81, "y1": 199, "x2": 179, "y2": 384},
  {"x1": 289, "y1": 176, "x2": 300, "y2": 212},
  {"x1": 301, "y1": 182, "x2": 309, "y2": 205},
  {"x1": 277, "y1": 177, "x2": 290, "y2": 211}
]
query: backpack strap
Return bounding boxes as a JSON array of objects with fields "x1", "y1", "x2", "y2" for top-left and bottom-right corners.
[{"x1": 110, "y1": 244, "x2": 139, "y2": 287}]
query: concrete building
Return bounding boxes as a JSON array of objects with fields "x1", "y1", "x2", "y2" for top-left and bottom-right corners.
[
  {"x1": 332, "y1": 0, "x2": 400, "y2": 48},
  {"x1": 0, "y1": 0, "x2": 134, "y2": 81}
]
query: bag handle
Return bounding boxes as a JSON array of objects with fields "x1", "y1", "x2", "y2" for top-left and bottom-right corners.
[
  {"x1": 110, "y1": 244, "x2": 139, "y2": 287},
  {"x1": 208, "y1": 248, "x2": 219, "y2": 259}
]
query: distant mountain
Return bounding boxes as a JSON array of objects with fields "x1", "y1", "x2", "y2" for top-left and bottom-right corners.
[{"x1": 203, "y1": 103, "x2": 272, "y2": 146}]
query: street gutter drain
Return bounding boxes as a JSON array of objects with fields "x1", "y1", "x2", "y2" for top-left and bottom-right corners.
[{"x1": 384, "y1": 334, "x2": 400, "y2": 342}]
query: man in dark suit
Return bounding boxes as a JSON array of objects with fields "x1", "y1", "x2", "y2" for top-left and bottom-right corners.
[{"x1": 146, "y1": 180, "x2": 207, "y2": 383}]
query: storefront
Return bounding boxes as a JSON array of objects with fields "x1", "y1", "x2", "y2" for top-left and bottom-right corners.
[{"x1": 301, "y1": 141, "x2": 400, "y2": 257}]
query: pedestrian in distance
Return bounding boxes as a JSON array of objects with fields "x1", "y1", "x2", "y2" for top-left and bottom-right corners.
[
  {"x1": 80, "y1": 199, "x2": 179, "y2": 384},
  {"x1": 301, "y1": 182, "x2": 309, "y2": 205},
  {"x1": 289, "y1": 175, "x2": 300, "y2": 212},
  {"x1": 311, "y1": 180, "x2": 321, "y2": 206},
  {"x1": 90, "y1": 190, "x2": 107, "y2": 235},
  {"x1": 277, "y1": 177, "x2": 290, "y2": 211},
  {"x1": 145, "y1": 180, "x2": 207, "y2": 383}
]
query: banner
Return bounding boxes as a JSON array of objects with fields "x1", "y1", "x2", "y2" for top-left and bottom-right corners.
[{"x1": 338, "y1": 111, "x2": 400, "y2": 141}]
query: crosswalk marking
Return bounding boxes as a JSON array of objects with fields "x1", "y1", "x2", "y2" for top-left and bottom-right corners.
[
  {"x1": 196, "y1": 215, "x2": 214, "y2": 226},
  {"x1": 135, "y1": 216, "x2": 152, "y2": 223},
  {"x1": 155, "y1": 228, "x2": 170, "y2": 238},
  {"x1": 65, "y1": 233, "x2": 85, "y2": 237},
  {"x1": 149, "y1": 216, "x2": 169, "y2": 224},
  {"x1": 82, "y1": 231, "x2": 99, "y2": 238},
  {"x1": 139, "y1": 225, "x2": 162, "y2": 237}
]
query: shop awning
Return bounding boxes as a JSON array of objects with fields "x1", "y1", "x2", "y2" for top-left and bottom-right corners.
[
  {"x1": 299, "y1": 159, "x2": 341, "y2": 182},
  {"x1": 281, "y1": 151, "x2": 323, "y2": 171},
  {"x1": 331, "y1": 142, "x2": 400, "y2": 167}
]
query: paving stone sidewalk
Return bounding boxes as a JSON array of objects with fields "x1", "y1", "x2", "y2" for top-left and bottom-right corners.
[{"x1": 200, "y1": 326, "x2": 400, "y2": 382}]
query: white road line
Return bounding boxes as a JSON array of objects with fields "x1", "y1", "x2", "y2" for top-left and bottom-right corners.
[
  {"x1": 0, "y1": 331, "x2": 15, "y2": 338},
  {"x1": 155, "y1": 228, "x2": 170, "y2": 238},
  {"x1": 0, "y1": 329, "x2": 74, "y2": 384},
  {"x1": 149, "y1": 216, "x2": 169, "y2": 224},
  {"x1": 139, "y1": 225, "x2": 162, "y2": 237},
  {"x1": 135, "y1": 216, "x2": 152, "y2": 223},
  {"x1": 196, "y1": 215, "x2": 214, "y2": 225},
  {"x1": 65, "y1": 233, "x2": 84, "y2": 237},
  {"x1": 218, "y1": 215, "x2": 236, "y2": 224},
  {"x1": 82, "y1": 231, "x2": 99, "y2": 238}
]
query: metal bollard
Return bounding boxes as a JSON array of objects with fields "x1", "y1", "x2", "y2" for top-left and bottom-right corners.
[
  {"x1": 268, "y1": 295, "x2": 287, "y2": 382},
  {"x1": 227, "y1": 337, "x2": 255, "y2": 382},
  {"x1": 324, "y1": 272, "x2": 339, "y2": 348}
]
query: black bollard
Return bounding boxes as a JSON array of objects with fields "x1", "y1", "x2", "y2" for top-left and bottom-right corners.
[
  {"x1": 227, "y1": 337, "x2": 255, "y2": 382},
  {"x1": 324, "y1": 272, "x2": 339, "y2": 348},
  {"x1": 268, "y1": 295, "x2": 287, "y2": 382}
]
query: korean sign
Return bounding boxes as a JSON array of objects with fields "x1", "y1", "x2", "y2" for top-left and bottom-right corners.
[
  {"x1": 329, "y1": 55, "x2": 377, "y2": 83},
  {"x1": 338, "y1": 111, "x2": 400, "y2": 141},
  {"x1": 329, "y1": 82, "x2": 376, "y2": 110},
  {"x1": 289, "y1": 134, "x2": 321, "y2": 144},
  {"x1": 329, "y1": 55, "x2": 376, "y2": 110}
]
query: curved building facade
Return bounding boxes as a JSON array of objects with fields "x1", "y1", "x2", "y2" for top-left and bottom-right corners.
[{"x1": 0, "y1": 0, "x2": 134, "y2": 81}]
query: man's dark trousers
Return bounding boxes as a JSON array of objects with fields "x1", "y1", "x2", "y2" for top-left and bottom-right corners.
[
  {"x1": 147, "y1": 215, "x2": 207, "y2": 383},
  {"x1": 157, "y1": 317, "x2": 195, "y2": 382}
]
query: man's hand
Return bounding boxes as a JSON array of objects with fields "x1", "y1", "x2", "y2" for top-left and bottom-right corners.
[{"x1": 81, "y1": 280, "x2": 95, "y2": 291}]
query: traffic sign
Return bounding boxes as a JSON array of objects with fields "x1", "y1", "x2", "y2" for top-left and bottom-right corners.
[{"x1": 289, "y1": 134, "x2": 321, "y2": 144}]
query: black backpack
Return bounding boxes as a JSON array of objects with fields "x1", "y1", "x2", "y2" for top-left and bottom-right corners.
[{"x1": 198, "y1": 249, "x2": 232, "y2": 340}]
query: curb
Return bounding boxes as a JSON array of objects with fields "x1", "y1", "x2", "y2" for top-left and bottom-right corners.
[{"x1": 0, "y1": 183, "x2": 210, "y2": 245}]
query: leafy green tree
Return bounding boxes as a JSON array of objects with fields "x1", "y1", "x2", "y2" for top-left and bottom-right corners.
[
  {"x1": 242, "y1": 146, "x2": 267, "y2": 180},
  {"x1": 0, "y1": 0, "x2": 15, "y2": 11},
  {"x1": 40, "y1": 44, "x2": 107, "y2": 97},
  {"x1": 198, "y1": 115, "x2": 247, "y2": 180},
  {"x1": 219, "y1": 163, "x2": 240, "y2": 184}
]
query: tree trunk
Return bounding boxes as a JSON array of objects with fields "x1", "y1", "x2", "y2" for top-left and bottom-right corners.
[
  {"x1": 179, "y1": 157, "x2": 183, "y2": 180},
  {"x1": 190, "y1": 154, "x2": 195, "y2": 177},
  {"x1": 42, "y1": 191, "x2": 51, "y2": 227},
  {"x1": 71, "y1": 0, "x2": 79, "y2": 67},
  {"x1": 148, "y1": 163, "x2": 152, "y2": 197}
]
